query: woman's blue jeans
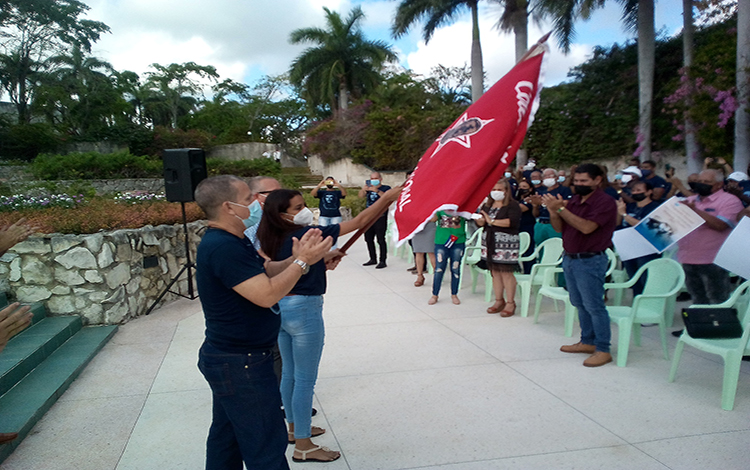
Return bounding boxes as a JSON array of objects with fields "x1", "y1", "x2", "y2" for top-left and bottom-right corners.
[
  {"x1": 432, "y1": 243, "x2": 465, "y2": 296},
  {"x1": 277, "y1": 295, "x2": 325, "y2": 439},
  {"x1": 562, "y1": 253, "x2": 611, "y2": 353}
]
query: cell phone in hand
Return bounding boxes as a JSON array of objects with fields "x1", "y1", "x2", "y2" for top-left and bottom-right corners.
[{"x1": 365, "y1": 180, "x2": 371, "y2": 187}]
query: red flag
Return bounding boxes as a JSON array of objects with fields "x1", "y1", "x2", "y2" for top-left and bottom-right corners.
[{"x1": 394, "y1": 39, "x2": 548, "y2": 244}]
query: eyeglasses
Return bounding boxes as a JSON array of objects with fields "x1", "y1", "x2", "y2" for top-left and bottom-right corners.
[{"x1": 256, "y1": 191, "x2": 273, "y2": 196}]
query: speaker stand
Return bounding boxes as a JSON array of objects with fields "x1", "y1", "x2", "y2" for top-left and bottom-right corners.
[{"x1": 145, "y1": 202, "x2": 198, "y2": 315}]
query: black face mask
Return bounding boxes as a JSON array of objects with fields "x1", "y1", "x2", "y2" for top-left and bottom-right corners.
[
  {"x1": 574, "y1": 184, "x2": 594, "y2": 196},
  {"x1": 689, "y1": 182, "x2": 713, "y2": 197},
  {"x1": 632, "y1": 193, "x2": 647, "y2": 202}
]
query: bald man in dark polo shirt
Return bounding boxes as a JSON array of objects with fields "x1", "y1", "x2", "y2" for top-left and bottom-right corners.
[
  {"x1": 542, "y1": 164, "x2": 617, "y2": 367},
  {"x1": 194, "y1": 175, "x2": 333, "y2": 470}
]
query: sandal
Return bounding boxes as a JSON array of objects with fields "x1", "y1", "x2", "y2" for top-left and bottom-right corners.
[
  {"x1": 288, "y1": 426, "x2": 325, "y2": 444},
  {"x1": 292, "y1": 445, "x2": 341, "y2": 463},
  {"x1": 500, "y1": 301, "x2": 516, "y2": 317},
  {"x1": 486, "y1": 299, "x2": 505, "y2": 314},
  {"x1": 414, "y1": 275, "x2": 425, "y2": 287}
]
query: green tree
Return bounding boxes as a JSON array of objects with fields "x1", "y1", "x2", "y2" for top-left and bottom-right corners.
[
  {"x1": 143, "y1": 62, "x2": 219, "y2": 129},
  {"x1": 34, "y1": 46, "x2": 123, "y2": 136},
  {"x1": 392, "y1": 0, "x2": 484, "y2": 102},
  {"x1": 290, "y1": 6, "x2": 397, "y2": 114},
  {"x1": 536, "y1": 0, "x2": 657, "y2": 161},
  {"x1": 0, "y1": 0, "x2": 109, "y2": 124}
]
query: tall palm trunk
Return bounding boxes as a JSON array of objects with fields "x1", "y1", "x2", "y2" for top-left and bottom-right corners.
[
  {"x1": 469, "y1": 0, "x2": 485, "y2": 102},
  {"x1": 735, "y1": 0, "x2": 750, "y2": 173},
  {"x1": 637, "y1": 0, "x2": 655, "y2": 162},
  {"x1": 338, "y1": 81, "x2": 348, "y2": 111},
  {"x1": 683, "y1": 0, "x2": 701, "y2": 173},
  {"x1": 512, "y1": 1, "x2": 529, "y2": 168},
  {"x1": 512, "y1": 1, "x2": 528, "y2": 62}
]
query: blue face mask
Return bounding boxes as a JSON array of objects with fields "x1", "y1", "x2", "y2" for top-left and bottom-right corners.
[
  {"x1": 641, "y1": 169, "x2": 652, "y2": 178},
  {"x1": 558, "y1": 176, "x2": 566, "y2": 183},
  {"x1": 370, "y1": 179, "x2": 380, "y2": 186},
  {"x1": 230, "y1": 200, "x2": 262, "y2": 229},
  {"x1": 531, "y1": 179, "x2": 541, "y2": 186}
]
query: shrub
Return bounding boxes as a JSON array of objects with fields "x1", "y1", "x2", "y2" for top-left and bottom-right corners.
[
  {"x1": 0, "y1": 123, "x2": 61, "y2": 161},
  {"x1": 31, "y1": 151, "x2": 162, "y2": 180},
  {"x1": 206, "y1": 157, "x2": 282, "y2": 178}
]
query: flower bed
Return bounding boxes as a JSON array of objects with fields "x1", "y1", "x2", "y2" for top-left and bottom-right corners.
[{"x1": 0, "y1": 193, "x2": 203, "y2": 235}]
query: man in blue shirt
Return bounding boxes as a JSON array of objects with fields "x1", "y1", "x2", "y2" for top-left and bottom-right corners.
[
  {"x1": 311, "y1": 176, "x2": 347, "y2": 226},
  {"x1": 640, "y1": 160, "x2": 668, "y2": 202},
  {"x1": 358, "y1": 171, "x2": 392, "y2": 268},
  {"x1": 194, "y1": 175, "x2": 332, "y2": 470}
]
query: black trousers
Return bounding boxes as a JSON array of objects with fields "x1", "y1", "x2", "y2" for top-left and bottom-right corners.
[{"x1": 365, "y1": 215, "x2": 388, "y2": 262}]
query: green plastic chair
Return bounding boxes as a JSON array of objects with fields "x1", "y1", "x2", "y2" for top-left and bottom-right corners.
[
  {"x1": 668, "y1": 280, "x2": 750, "y2": 411},
  {"x1": 514, "y1": 237, "x2": 564, "y2": 318},
  {"x1": 533, "y1": 248, "x2": 618, "y2": 337},
  {"x1": 460, "y1": 227, "x2": 484, "y2": 293},
  {"x1": 604, "y1": 258, "x2": 685, "y2": 367}
]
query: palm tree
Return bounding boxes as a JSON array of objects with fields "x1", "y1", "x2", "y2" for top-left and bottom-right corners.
[
  {"x1": 682, "y1": 0, "x2": 702, "y2": 173},
  {"x1": 290, "y1": 6, "x2": 397, "y2": 114},
  {"x1": 392, "y1": 0, "x2": 485, "y2": 102},
  {"x1": 144, "y1": 62, "x2": 219, "y2": 129},
  {"x1": 538, "y1": 0, "x2": 656, "y2": 161},
  {"x1": 735, "y1": 0, "x2": 749, "y2": 173}
]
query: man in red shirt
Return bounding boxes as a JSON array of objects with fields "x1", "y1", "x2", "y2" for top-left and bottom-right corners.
[{"x1": 543, "y1": 164, "x2": 618, "y2": 367}]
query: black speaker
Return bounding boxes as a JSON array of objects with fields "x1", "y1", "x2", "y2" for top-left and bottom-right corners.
[{"x1": 163, "y1": 148, "x2": 207, "y2": 202}]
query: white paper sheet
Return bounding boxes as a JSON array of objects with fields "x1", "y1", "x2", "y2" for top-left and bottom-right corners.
[
  {"x1": 714, "y1": 216, "x2": 750, "y2": 280},
  {"x1": 612, "y1": 227, "x2": 660, "y2": 261},
  {"x1": 633, "y1": 196, "x2": 705, "y2": 253}
]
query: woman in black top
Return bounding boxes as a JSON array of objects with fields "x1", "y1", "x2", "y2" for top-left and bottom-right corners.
[{"x1": 476, "y1": 179, "x2": 522, "y2": 317}]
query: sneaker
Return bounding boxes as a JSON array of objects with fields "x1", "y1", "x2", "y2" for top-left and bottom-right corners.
[
  {"x1": 375, "y1": 261, "x2": 387, "y2": 269},
  {"x1": 363, "y1": 260, "x2": 377, "y2": 266}
]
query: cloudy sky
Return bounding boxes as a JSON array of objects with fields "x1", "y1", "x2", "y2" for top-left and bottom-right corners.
[{"x1": 81, "y1": 0, "x2": 685, "y2": 90}]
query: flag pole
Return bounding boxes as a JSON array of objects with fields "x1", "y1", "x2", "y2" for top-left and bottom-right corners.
[{"x1": 517, "y1": 32, "x2": 551, "y2": 64}]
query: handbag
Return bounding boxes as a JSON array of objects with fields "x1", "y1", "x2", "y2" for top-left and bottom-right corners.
[{"x1": 681, "y1": 307, "x2": 742, "y2": 339}]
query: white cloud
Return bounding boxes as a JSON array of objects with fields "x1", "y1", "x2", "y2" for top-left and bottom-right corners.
[{"x1": 405, "y1": 17, "x2": 592, "y2": 87}]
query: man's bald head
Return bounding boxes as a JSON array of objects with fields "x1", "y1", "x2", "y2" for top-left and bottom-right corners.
[{"x1": 194, "y1": 175, "x2": 245, "y2": 220}]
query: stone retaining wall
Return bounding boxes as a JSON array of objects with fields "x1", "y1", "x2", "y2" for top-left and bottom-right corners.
[{"x1": 0, "y1": 221, "x2": 206, "y2": 325}]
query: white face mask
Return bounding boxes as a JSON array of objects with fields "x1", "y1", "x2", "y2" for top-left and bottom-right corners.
[
  {"x1": 291, "y1": 207, "x2": 314, "y2": 226},
  {"x1": 504, "y1": 172, "x2": 512, "y2": 178},
  {"x1": 490, "y1": 191, "x2": 505, "y2": 201},
  {"x1": 543, "y1": 178, "x2": 556, "y2": 187},
  {"x1": 621, "y1": 174, "x2": 633, "y2": 184}
]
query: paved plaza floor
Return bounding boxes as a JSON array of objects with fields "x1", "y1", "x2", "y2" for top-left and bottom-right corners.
[{"x1": 4, "y1": 234, "x2": 750, "y2": 470}]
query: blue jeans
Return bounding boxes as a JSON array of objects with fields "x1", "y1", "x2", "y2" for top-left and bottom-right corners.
[
  {"x1": 562, "y1": 253, "x2": 611, "y2": 353},
  {"x1": 318, "y1": 216, "x2": 342, "y2": 226},
  {"x1": 277, "y1": 295, "x2": 325, "y2": 439},
  {"x1": 432, "y1": 243, "x2": 465, "y2": 296},
  {"x1": 198, "y1": 342, "x2": 289, "y2": 470}
]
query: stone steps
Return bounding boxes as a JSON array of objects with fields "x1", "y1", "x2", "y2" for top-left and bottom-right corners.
[
  {"x1": 0, "y1": 300, "x2": 117, "y2": 463},
  {"x1": 282, "y1": 166, "x2": 324, "y2": 188}
]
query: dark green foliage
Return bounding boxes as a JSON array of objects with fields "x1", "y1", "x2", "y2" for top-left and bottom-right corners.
[
  {"x1": 527, "y1": 15, "x2": 737, "y2": 166},
  {"x1": 0, "y1": 123, "x2": 62, "y2": 160},
  {"x1": 206, "y1": 158, "x2": 282, "y2": 178},
  {"x1": 31, "y1": 151, "x2": 162, "y2": 179}
]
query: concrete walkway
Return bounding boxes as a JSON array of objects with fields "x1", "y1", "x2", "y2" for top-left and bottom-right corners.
[{"x1": 4, "y1": 235, "x2": 750, "y2": 470}]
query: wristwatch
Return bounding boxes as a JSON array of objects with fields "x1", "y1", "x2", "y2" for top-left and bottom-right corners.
[{"x1": 293, "y1": 259, "x2": 310, "y2": 275}]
